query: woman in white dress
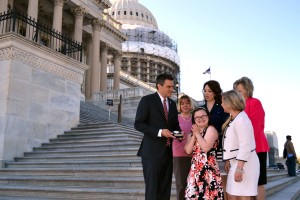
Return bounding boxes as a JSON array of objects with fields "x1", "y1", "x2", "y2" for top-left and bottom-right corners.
[{"x1": 221, "y1": 90, "x2": 260, "y2": 200}]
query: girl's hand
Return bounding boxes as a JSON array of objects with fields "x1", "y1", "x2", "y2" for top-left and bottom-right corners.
[{"x1": 191, "y1": 124, "x2": 201, "y2": 136}]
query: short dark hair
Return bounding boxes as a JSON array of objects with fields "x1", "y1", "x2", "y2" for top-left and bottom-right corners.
[
  {"x1": 203, "y1": 80, "x2": 223, "y2": 104},
  {"x1": 156, "y1": 73, "x2": 174, "y2": 89},
  {"x1": 286, "y1": 135, "x2": 292, "y2": 140}
]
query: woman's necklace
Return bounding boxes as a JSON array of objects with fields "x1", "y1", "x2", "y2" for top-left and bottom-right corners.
[
  {"x1": 230, "y1": 111, "x2": 241, "y2": 122},
  {"x1": 180, "y1": 114, "x2": 191, "y2": 122},
  {"x1": 206, "y1": 101, "x2": 214, "y2": 112}
]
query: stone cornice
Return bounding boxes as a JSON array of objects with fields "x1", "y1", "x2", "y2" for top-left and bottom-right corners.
[
  {"x1": 100, "y1": 19, "x2": 127, "y2": 41},
  {"x1": 0, "y1": 33, "x2": 89, "y2": 84},
  {"x1": 92, "y1": 0, "x2": 112, "y2": 10},
  {"x1": 0, "y1": 47, "x2": 83, "y2": 84}
]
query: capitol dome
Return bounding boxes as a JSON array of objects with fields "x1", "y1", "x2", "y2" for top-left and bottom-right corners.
[
  {"x1": 106, "y1": 0, "x2": 180, "y2": 86},
  {"x1": 108, "y1": 0, "x2": 158, "y2": 29}
]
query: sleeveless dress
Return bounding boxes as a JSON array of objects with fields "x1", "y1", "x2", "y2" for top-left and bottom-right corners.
[{"x1": 185, "y1": 127, "x2": 224, "y2": 200}]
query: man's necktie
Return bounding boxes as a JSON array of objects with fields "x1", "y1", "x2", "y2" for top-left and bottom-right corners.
[{"x1": 163, "y1": 99, "x2": 170, "y2": 147}]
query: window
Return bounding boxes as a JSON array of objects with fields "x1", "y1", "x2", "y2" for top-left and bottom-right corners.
[
  {"x1": 124, "y1": 11, "x2": 126, "y2": 15},
  {"x1": 130, "y1": 11, "x2": 133, "y2": 15},
  {"x1": 136, "y1": 12, "x2": 138, "y2": 16},
  {"x1": 118, "y1": 11, "x2": 120, "y2": 15},
  {"x1": 141, "y1": 13, "x2": 144, "y2": 17},
  {"x1": 112, "y1": 11, "x2": 115, "y2": 15}
]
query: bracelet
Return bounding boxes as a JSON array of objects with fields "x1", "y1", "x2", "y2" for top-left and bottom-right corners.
[{"x1": 235, "y1": 168, "x2": 244, "y2": 173}]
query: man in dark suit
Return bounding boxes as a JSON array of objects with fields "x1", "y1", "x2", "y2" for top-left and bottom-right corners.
[{"x1": 134, "y1": 73, "x2": 181, "y2": 200}]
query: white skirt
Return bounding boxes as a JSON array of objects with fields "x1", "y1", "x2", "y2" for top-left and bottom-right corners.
[{"x1": 226, "y1": 152, "x2": 260, "y2": 196}]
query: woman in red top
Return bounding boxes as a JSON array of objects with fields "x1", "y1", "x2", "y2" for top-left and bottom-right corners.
[{"x1": 234, "y1": 77, "x2": 270, "y2": 200}]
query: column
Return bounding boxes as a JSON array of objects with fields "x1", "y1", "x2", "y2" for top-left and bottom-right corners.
[
  {"x1": 90, "y1": 19, "x2": 101, "y2": 97},
  {"x1": 0, "y1": 0, "x2": 8, "y2": 32},
  {"x1": 137, "y1": 59, "x2": 141, "y2": 80},
  {"x1": 72, "y1": 6, "x2": 85, "y2": 43},
  {"x1": 0, "y1": 0, "x2": 8, "y2": 13},
  {"x1": 154, "y1": 62, "x2": 158, "y2": 76},
  {"x1": 52, "y1": 0, "x2": 65, "y2": 50},
  {"x1": 113, "y1": 51, "x2": 122, "y2": 90},
  {"x1": 83, "y1": 34, "x2": 92, "y2": 98},
  {"x1": 52, "y1": 0, "x2": 65, "y2": 33},
  {"x1": 26, "y1": 0, "x2": 39, "y2": 40},
  {"x1": 127, "y1": 58, "x2": 131, "y2": 75},
  {"x1": 100, "y1": 44, "x2": 108, "y2": 91},
  {"x1": 146, "y1": 60, "x2": 150, "y2": 82}
]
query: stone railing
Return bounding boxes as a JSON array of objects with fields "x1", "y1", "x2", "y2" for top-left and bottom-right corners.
[
  {"x1": 119, "y1": 71, "x2": 157, "y2": 92},
  {"x1": 94, "y1": 87, "x2": 154, "y2": 101}
]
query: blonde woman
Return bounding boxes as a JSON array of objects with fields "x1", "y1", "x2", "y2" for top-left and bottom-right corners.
[
  {"x1": 233, "y1": 77, "x2": 269, "y2": 200},
  {"x1": 221, "y1": 90, "x2": 259, "y2": 200},
  {"x1": 173, "y1": 95, "x2": 194, "y2": 200}
]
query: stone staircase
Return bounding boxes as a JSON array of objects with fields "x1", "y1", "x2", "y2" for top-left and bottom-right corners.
[
  {"x1": 80, "y1": 101, "x2": 134, "y2": 126},
  {"x1": 0, "y1": 101, "x2": 299, "y2": 199},
  {"x1": 0, "y1": 122, "x2": 148, "y2": 199}
]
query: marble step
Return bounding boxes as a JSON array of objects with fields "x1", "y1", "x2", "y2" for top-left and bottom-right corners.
[
  {"x1": 4, "y1": 160, "x2": 143, "y2": 168},
  {"x1": 0, "y1": 167, "x2": 143, "y2": 177},
  {"x1": 14, "y1": 154, "x2": 139, "y2": 162}
]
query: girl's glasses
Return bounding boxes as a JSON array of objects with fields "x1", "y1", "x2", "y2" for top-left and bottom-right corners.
[{"x1": 194, "y1": 115, "x2": 208, "y2": 120}]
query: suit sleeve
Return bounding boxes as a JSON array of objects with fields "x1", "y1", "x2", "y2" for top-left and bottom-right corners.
[{"x1": 134, "y1": 96, "x2": 160, "y2": 138}]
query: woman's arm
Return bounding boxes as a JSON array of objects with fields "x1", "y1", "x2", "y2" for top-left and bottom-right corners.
[
  {"x1": 195, "y1": 125, "x2": 218, "y2": 153},
  {"x1": 184, "y1": 133, "x2": 195, "y2": 154}
]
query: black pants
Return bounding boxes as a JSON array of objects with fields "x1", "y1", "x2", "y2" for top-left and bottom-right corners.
[
  {"x1": 286, "y1": 157, "x2": 296, "y2": 176},
  {"x1": 173, "y1": 156, "x2": 192, "y2": 200},
  {"x1": 142, "y1": 148, "x2": 173, "y2": 200}
]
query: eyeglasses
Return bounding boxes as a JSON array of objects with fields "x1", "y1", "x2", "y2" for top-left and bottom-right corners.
[{"x1": 194, "y1": 115, "x2": 208, "y2": 120}]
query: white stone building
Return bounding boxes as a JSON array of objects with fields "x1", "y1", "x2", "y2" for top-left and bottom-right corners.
[{"x1": 0, "y1": 0, "x2": 180, "y2": 165}]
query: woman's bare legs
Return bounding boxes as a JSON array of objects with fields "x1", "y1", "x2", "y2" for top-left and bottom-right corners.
[
  {"x1": 256, "y1": 185, "x2": 266, "y2": 200},
  {"x1": 227, "y1": 193, "x2": 251, "y2": 200}
]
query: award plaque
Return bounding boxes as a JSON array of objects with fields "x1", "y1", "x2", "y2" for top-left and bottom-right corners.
[{"x1": 173, "y1": 131, "x2": 183, "y2": 139}]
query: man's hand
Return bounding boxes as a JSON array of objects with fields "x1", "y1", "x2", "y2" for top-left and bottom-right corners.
[{"x1": 162, "y1": 129, "x2": 176, "y2": 139}]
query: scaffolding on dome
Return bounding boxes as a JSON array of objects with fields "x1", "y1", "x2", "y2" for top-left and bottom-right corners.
[
  {"x1": 123, "y1": 28, "x2": 177, "y2": 52},
  {"x1": 122, "y1": 28, "x2": 180, "y2": 65}
]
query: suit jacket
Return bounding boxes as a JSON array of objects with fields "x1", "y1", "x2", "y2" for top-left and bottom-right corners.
[
  {"x1": 134, "y1": 92, "x2": 180, "y2": 158},
  {"x1": 223, "y1": 111, "x2": 256, "y2": 162},
  {"x1": 202, "y1": 102, "x2": 229, "y2": 133}
]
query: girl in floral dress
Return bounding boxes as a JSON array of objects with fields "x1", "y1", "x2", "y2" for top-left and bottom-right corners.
[{"x1": 184, "y1": 107, "x2": 224, "y2": 200}]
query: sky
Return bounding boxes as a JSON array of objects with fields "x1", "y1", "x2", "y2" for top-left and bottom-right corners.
[{"x1": 139, "y1": 0, "x2": 300, "y2": 156}]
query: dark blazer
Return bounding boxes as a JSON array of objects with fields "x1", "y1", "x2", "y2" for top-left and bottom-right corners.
[
  {"x1": 202, "y1": 102, "x2": 229, "y2": 133},
  {"x1": 135, "y1": 92, "x2": 180, "y2": 158}
]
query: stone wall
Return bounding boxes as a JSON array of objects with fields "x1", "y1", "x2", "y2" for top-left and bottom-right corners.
[{"x1": 0, "y1": 33, "x2": 88, "y2": 166}]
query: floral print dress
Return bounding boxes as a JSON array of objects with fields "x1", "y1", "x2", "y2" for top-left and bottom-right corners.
[{"x1": 185, "y1": 128, "x2": 224, "y2": 200}]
